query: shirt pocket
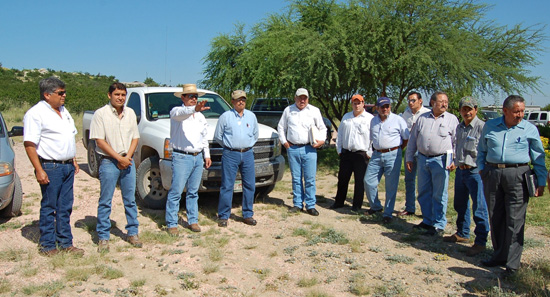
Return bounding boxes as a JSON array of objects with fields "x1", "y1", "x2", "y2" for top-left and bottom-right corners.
[
  {"x1": 514, "y1": 136, "x2": 528, "y2": 150},
  {"x1": 463, "y1": 136, "x2": 478, "y2": 152},
  {"x1": 438, "y1": 124, "x2": 450, "y2": 138},
  {"x1": 354, "y1": 121, "x2": 368, "y2": 135}
]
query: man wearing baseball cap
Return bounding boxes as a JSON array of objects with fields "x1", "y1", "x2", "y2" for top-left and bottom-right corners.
[
  {"x1": 443, "y1": 96, "x2": 489, "y2": 256},
  {"x1": 332, "y1": 94, "x2": 374, "y2": 212},
  {"x1": 215, "y1": 90, "x2": 259, "y2": 227},
  {"x1": 278, "y1": 88, "x2": 327, "y2": 216},
  {"x1": 364, "y1": 97, "x2": 409, "y2": 223}
]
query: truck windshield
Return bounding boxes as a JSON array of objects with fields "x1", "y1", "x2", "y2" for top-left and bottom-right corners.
[
  {"x1": 251, "y1": 98, "x2": 289, "y2": 112},
  {"x1": 145, "y1": 93, "x2": 232, "y2": 120}
]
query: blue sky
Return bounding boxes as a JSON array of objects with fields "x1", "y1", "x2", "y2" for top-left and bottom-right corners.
[{"x1": 1, "y1": 0, "x2": 548, "y2": 107}]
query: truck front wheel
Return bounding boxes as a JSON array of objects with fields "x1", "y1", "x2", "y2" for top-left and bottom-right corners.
[{"x1": 136, "y1": 156, "x2": 168, "y2": 209}]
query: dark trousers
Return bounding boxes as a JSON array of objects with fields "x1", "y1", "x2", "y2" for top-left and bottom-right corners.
[
  {"x1": 481, "y1": 165, "x2": 530, "y2": 270},
  {"x1": 334, "y1": 150, "x2": 368, "y2": 209}
]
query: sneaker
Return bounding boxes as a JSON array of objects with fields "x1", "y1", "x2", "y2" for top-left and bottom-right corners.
[
  {"x1": 167, "y1": 227, "x2": 179, "y2": 236},
  {"x1": 288, "y1": 206, "x2": 302, "y2": 213},
  {"x1": 62, "y1": 246, "x2": 84, "y2": 256},
  {"x1": 466, "y1": 244, "x2": 486, "y2": 256},
  {"x1": 443, "y1": 233, "x2": 469, "y2": 243},
  {"x1": 127, "y1": 235, "x2": 143, "y2": 248},
  {"x1": 188, "y1": 223, "x2": 201, "y2": 232},
  {"x1": 97, "y1": 240, "x2": 109, "y2": 253}
]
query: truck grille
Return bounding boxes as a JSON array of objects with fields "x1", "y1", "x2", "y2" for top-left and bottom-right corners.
[{"x1": 208, "y1": 138, "x2": 278, "y2": 165}]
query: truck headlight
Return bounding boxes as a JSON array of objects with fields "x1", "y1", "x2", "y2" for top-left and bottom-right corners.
[
  {"x1": 273, "y1": 138, "x2": 281, "y2": 157},
  {"x1": 0, "y1": 162, "x2": 14, "y2": 177}
]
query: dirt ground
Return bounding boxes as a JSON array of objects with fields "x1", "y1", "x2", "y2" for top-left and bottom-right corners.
[{"x1": 0, "y1": 140, "x2": 549, "y2": 296}]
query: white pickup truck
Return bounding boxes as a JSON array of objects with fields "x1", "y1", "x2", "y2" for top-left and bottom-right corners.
[{"x1": 82, "y1": 87, "x2": 285, "y2": 209}]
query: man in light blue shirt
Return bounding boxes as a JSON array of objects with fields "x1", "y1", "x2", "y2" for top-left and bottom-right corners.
[
  {"x1": 214, "y1": 90, "x2": 259, "y2": 227},
  {"x1": 477, "y1": 95, "x2": 546, "y2": 276},
  {"x1": 364, "y1": 97, "x2": 409, "y2": 223}
]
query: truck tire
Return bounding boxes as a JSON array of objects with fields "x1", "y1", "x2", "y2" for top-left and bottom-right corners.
[
  {"x1": 87, "y1": 140, "x2": 100, "y2": 178},
  {"x1": 136, "y1": 156, "x2": 168, "y2": 209},
  {"x1": 1, "y1": 173, "x2": 23, "y2": 217},
  {"x1": 254, "y1": 184, "x2": 275, "y2": 203}
]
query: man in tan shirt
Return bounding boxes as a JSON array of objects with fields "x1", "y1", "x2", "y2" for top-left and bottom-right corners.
[{"x1": 90, "y1": 82, "x2": 141, "y2": 252}]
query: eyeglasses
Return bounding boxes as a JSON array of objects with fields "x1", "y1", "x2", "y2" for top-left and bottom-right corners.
[
  {"x1": 407, "y1": 99, "x2": 417, "y2": 103},
  {"x1": 232, "y1": 98, "x2": 246, "y2": 102},
  {"x1": 186, "y1": 94, "x2": 198, "y2": 99},
  {"x1": 52, "y1": 91, "x2": 66, "y2": 96},
  {"x1": 379, "y1": 105, "x2": 391, "y2": 109}
]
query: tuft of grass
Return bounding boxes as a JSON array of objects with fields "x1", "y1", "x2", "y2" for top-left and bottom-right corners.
[
  {"x1": 524, "y1": 237, "x2": 545, "y2": 249},
  {"x1": 349, "y1": 273, "x2": 370, "y2": 296},
  {"x1": 283, "y1": 245, "x2": 299, "y2": 256},
  {"x1": 0, "y1": 247, "x2": 26, "y2": 262},
  {"x1": 139, "y1": 230, "x2": 180, "y2": 245},
  {"x1": 297, "y1": 277, "x2": 318, "y2": 288},
  {"x1": 252, "y1": 268, "x2": 271, "y2": 280},
  {"x1": 95, "y1": 264, "x2": 124, "y2": 279},
  {"x1": 350, "y1": 240, "x2": 363, "y2": 253},
  {"x1": 208, "y1": 249, "x2": 223, "y2": 262},
  {"x1": 415, "y1": 265, "x2": 441, "y2": 275},
  {"x1": 508, "y1": 258, "x2": 550, "y2": 296},
  {"x1": 307, "y1": 228, "x2": 349, "y2": 245},
  {"x1": 306, "y1": 290, "x2": 331, "y2": 297},
  {"x1": 0, "y1": 278, "x2": 12, "y2": 294},
  {"x1": 385, "y1": 254, "x2": 415, "y2": 265},
  {"x1": 373, "y1": 281, "x2": 407, "y2": 296},
  {"x1": 293, "y1": 227, "x2": 311, "y2": 238},
  {"x1": 277, "y1": 273, "x2": 290, "y2": 281},
  {"x1": 203, "y1": 262, "x2": 219, "y2": 274},
  {"x1": 0, "y1": 221, "x2": 23, "y2": 232},
  {"x1": 65, "y1": 267, "x2": 94, "y2": 281},
  {"x1": 21, "y1": 280, "x2": 65, "y2": 296},
  {"x1": 178, "y1": 273, "x2": 199, "y2": 290},
  {"x1": 131, "y1": 279, "x2": 146, "y2": 287}
]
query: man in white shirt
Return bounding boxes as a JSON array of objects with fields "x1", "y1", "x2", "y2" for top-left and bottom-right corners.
[
  {"x1": 278, "y1": 88, "x2": 327, "y2": 216},
  {"x1": 398, "y1": 91, "x2": 430, "y2": 216},
  {"x1": 90, "y1": 83, "x2": 142, "y2": 252},
  {"x1": 24, "y1": 77, "x2": 83, "y2": 256},
  {"x1": 364, "y1": 97, "x2": 409, "y2": 223},
  {"x1": 332, "y1": 94, "x2": 374, "y2": 212},
  {"x1": 165, "y1": 84, "x2": 211, "y2": 236}
]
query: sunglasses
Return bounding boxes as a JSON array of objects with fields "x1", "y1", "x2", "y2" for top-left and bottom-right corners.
[
  {"x1": 186, "y1": 94, "x2": 198, "y2": 99},
  {"x1": 408, "y1": 99, "x2": 417, "y2": 103},
  {"x1": 232, "y1": 98, "x2": 246, "y2": 102},
  {"x1": 52, "y1": 91, "x2": 66, "y2": 96}
]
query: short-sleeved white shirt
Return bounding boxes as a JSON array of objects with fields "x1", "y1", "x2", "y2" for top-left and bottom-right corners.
[{"x1": 23, "y1": 100, "x2": 77, "y2": 161}]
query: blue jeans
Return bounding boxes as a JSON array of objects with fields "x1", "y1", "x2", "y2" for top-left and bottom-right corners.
[
  {"x1": 417, "y1": 153, "x2": 449, "y2": 230},
  {"x1": 454, "y1": 168, "x2": 489, "y2": 245},
  {"x1": 218, "y1": 149, "x2": 255, "y2": 220},
  {"x1": 39, "y1": 162, "x2": 75, "y2": 252},
  {"x1": 404, "y1": 152, "x2": 418, "y2": 213},
  {"x1": 364, "y1": 148, "x2": 402, "y2": 218},
  {"x1": 97, "y1": 158, "x2": 139, "y2": 240},
  {"x1": 166, "y1": 152, "x2": 204, "y2": 228},
  {"x1": 287, "y1": 145, "x2": 317, "y2": 209}
]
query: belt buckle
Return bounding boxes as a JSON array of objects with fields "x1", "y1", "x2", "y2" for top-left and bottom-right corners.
[{"x1": 497, "y1": 164, "x2": 505, "y2": 169}]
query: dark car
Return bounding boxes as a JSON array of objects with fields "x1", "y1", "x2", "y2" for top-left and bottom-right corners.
[
  {"x1": 251, "y1": 98, "x2": 333, "y2": 147},
  {"x1": 0, "y1": 111, "x2": 24, "y2": 217}
]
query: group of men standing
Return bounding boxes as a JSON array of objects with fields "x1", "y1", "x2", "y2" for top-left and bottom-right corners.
[
  {"x1": 22, "y1": 76, "x2": 549, "y2": 275},
  {"x1": 333, "y1": 90, "x2": 548, "y2": 275}
]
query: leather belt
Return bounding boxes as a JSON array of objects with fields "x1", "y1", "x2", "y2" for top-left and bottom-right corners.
[
  {"x1": 288, "y1": 142, "x2": 307, "y2": 147},
  {"x1": 39, "y1": 157, "x2": 73, "y2": 164},
  {"x1": 375, "y1": 146, "x2": 399, "y2": 153},
  {"x1": 342, "y1": 149, "x2": 366, "y2": 154},
  {"x1": 459, "y1": 164, "x2": 476, "y2": 170},
  {"x1": 486, "y1": 162, "x2": 528, "y2": 169},
  {"x1": 173, "y1": 149, "x2": 201, "y2": 156},
  {"x1": 227, "y1": 147, "x2": 252, "y2": 152},
  {"x1": 420, "y1": 153, "x2": 444, "y2": 158}
]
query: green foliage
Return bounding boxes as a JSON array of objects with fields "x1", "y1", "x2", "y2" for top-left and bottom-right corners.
[
  {"x1": 542, "y1": 104, "x2": 550, "y2": 111},
  {"x1": 202, "y1": 0, "x2": 545, "y2": 129},
  {"x1": 0, "y1": 67, "x2": 117, "y2": 113},
  {"x1": 537, "y1": 125, "x2": 550, "y2": 138},
  {"x1": 144, "y1": 77, "x2": 160, "y2": 87}
]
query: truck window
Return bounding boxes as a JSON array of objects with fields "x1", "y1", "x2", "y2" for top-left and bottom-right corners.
[{"x1": 127, "y1": 93, "x2": 142, "y2": 122}]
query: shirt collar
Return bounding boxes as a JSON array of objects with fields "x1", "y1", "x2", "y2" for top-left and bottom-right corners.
[
  {"x1": 108, "y1": 102, "x2": 124, "y2": 116},
  {"x1": 496, "y1": 116, "x2": 526, "y2": 129}
]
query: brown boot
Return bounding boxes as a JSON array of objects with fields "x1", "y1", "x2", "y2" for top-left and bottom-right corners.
[
  {"x1": 189, "y1": 223, "x2": 201, "y2": 232},
  {"x1": 127, "y1": 235, "x2": 143, "y2": 248},
  {"x1": 466, "y1": 244, "x2": 486, "y2": 256}
]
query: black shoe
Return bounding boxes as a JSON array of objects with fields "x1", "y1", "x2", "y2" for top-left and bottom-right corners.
[
  {"x1": 501, "y1": 268, "x2": 517, "y2": 279},
  {"x1": 365, "y1": 208, "x2": 383, "y2": 215},
  {"x1": 306, "y1": 208, "x2": 319, "y2": 216},
  {"x1": 382, "y1": 216, "x2": 392, "y2": 224},
  {"x1": 481, "y1": 259, "x2": 506, "y2": 267},
  {"x1": 218, "y1": 219, "x2": 228, "y2": 227},
  {"x1": 350, "y1": 207, "x2": 361, "y2": 213},
  {"x1": 289, "y1": 206, "x2": 302, "y2": 213},
  {"x1": 329, "y1": 203, "x2": 344, "y2": 210},
  {"x1": 424, "y1": 228, "x2": 444, "y2": 237},
  {"x1": 412, "y1": 222, "x2": 432, "y2": 231}
]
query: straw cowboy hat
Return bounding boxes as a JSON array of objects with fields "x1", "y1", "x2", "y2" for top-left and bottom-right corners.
[{"x1": 174, "y1": 84, "x2": 206, "y2": 98}]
